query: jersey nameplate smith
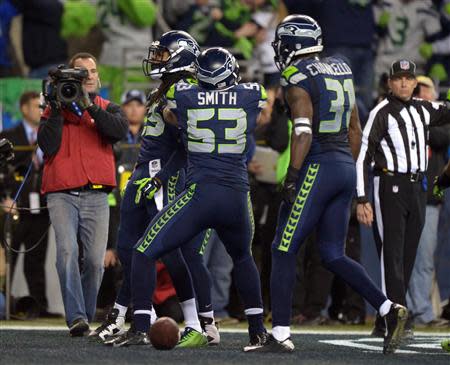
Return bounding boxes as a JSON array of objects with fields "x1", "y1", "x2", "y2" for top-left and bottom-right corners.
[{"x1": 198, "y1": 91, "x2": 237, "y2": 106}]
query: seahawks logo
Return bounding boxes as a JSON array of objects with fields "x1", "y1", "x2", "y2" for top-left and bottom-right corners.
[
  {"x1": 177, "y1": 39, "x2": 200, "y2": 57},
  {"x1": 278, "y1": 23, "x2": 322, "y2": 40}
]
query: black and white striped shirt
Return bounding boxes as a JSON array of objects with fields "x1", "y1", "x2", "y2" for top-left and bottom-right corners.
[{"x1": 356, "y1": 95, "x2": 450, "y2": 201}]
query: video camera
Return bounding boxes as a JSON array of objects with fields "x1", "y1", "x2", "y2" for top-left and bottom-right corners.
[
  {"x1": 42, "y1": 65, "x2": 88, "y2": 104},
  {"x1": 0, "y1": 138, "x2": 14, "y2": 168}
]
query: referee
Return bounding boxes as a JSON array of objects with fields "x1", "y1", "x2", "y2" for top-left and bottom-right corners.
[{"x1": 355, "y1": 59, "x2": 450, "y2": 335}]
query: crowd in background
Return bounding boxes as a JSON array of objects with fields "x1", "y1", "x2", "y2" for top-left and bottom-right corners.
[{"x1": 0, "y1": 0, "x2": 450, "y2": 327}]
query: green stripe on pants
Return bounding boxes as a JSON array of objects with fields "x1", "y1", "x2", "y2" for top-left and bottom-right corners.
[
  {"x1": 137, "y1": 184, "x2": 196, "y2": 253},
  {"x1": 278, "y1": 163, "x2": 320, "y2": 252}
]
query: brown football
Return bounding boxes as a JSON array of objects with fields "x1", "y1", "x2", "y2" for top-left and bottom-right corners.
[{"x1": 149, "y1": 317, "x2": 180, "y2": 350}]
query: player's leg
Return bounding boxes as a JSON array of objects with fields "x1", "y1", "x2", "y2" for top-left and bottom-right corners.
[
  {"x1": 214, "y1": 190, "x2": 266, "y2": 349},
  {"x1": 161, "y1": 248, "x2": 208, "y2": 347},
  {"x1": 91, "y1": 167, "x2": 157, "y2": 341},
  {"x1": 181, "y1": 229, "x2": 220, "y2": 345},
  {"x1": 317, "y1": 164, "x2": 407, "y2": 354},
  {"x1": 115, "y1": 184, "x2": 207, "y2": 346},
  {"x1": 266, "y1": 163, "x2": 325, "y2": 352}
]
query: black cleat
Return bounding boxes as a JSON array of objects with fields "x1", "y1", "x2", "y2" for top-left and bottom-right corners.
[
  {"x1": 69, "y1": 318, "x2": 90, "y2": 337},
  {"x1": 383, "y1": 303, "x2": 408, "y2": 354},
  {"x1": 243, "y1": 331, "x2": 268, "y2": 352},
  {"x1": 88, "y1": 308, "x2": 125, "y2": 342},
  {"x1": 371, "y1": 313, "x2": 385, "y2": 338},
  {"x1": 244, "y1": 334, "x2": 294, "y2": 353},
  {"x1": 110, "y1": 328, "x2": 150, "y2": 347}
]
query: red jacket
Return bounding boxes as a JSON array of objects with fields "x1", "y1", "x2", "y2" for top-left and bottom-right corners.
[{"x1": 41, "y1": 96, "x2": 116, "y2": 193}]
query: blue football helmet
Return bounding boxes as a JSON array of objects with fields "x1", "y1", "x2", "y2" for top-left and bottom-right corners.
[
  {"x1": 272, "y1": 14, "x2": 323, "y2": 71},
  {"x1": 142, "y1": 30, "x2": 201, "y2": 79},
  {"x1": 196, "y1": 47, "x2": 240, "y2": 90}
]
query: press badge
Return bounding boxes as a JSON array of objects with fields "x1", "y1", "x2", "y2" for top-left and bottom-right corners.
[
  {"x1": 149, "y1": 159, "x2": 163, "y2": 212},
  {"x1": 29, "y1": 192, "x2": 40, "y2": 214}
]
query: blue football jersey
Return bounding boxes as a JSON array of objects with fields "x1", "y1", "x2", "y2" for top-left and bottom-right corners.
[
  {"x1": 136, "y1": 78, "x2": 197, "y2": 166},
  {"x1": 168, "y1": 82, "x2": 267, "y2": 191},
  {"x1": 281, "y1": 56, "x2": 356, "y2": 163}
]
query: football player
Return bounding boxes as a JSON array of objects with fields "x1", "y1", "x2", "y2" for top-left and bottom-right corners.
[
  {"x1": 90, "y1": 31, "x2": 217, "y2": 347},
  {"x1": 127, "y1": 47, "x2": 269, "y2": 350},
  {"x1": 246, "y1": 15, "x2": 408, "y2": 354}
]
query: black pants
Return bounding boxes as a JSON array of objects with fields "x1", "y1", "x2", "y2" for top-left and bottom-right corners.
[
  {"x1": 10, "y1": 212, "x2": 50, "y2": 311},
  {"x1": 372, "y1": 174, "x2": 427, "y2": 306}
]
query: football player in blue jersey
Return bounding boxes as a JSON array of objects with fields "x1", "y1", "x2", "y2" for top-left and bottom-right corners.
[
  {"x1": 90, "y1": 31, "x2": 217, "y2": 347},
  {"x1": 246, "y1": 15, "x2": 408, "y2": 354},
  {"x1": 128, "y1": 47, "x2": 269, "y2": 351}
]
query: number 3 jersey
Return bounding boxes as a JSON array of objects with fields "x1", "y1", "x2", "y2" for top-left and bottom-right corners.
[
  {"x1": 281, "y1": 56, "x2": 356, "y2": 164},
  {"x1": 136, "y1": 79, "x2": 198, "y2": 167},
  {"x1": 167, "y1": 82, "x2": 267, "y2": 191}
]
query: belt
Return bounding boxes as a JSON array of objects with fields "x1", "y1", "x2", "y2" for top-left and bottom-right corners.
[
  {"x1": 377, "y1": 169, "x2": 424, "y2": 183},
  {"x1": 63, "y1": 184, "x2": 111, "y2": 195}
]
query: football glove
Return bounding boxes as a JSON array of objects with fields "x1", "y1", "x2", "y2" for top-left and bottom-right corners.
[
  {"x1": 282, "y1": 166, "x2": 299, "y2": 205},
  {"x1": 133, "y1": 177, "x2": 162, "y2": 204}
]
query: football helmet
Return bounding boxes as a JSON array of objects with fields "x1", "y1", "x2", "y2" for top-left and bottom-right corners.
[
  {"x1": 272, "y1": 14, "x2": 323, "y2": 71},
  {"x1": 196, "y1": 47, "x2": 240, "y2": 90},
  {"x1": 142, "y1": 30, "x2": 200, "y2": 79}
]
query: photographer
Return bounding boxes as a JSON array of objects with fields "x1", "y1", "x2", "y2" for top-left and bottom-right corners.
[
  {"x1": 37, "y1": 52, "x2": 128, "y2": 336},
  {"x1": 0, "y1": 91, "x2": 52, "y2": 318}
]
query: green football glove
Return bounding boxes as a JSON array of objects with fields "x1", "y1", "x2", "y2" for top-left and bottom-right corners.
[
  {"x1": 133, "y1": 177, "x2": 162, "y2": 204},
  {"x1": 433, "y1": 177, "x2": 444, "y2": 199}
]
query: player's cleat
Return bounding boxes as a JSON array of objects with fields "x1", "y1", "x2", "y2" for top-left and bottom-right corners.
[
  {"x1": 69, "y1": 318, "x2": 90, "y2": 337},
  {"x1": 383, "y1": 303, "x2": 408, "y2": 354},
  {"x1": 371, "y1": 314, "x2": 385, "y2": 338},
  {"x1": 441, "y1": 339, "x2": 450, "y2": 352},
  {"x1": 199, "y1": 315, "x2": 220, "y2": 345},
  {"x1": 111, "y1": 327, "x2": 150, "y2": 347},
  {"x1": 244, "y1": 334, "x2": 294, "y2": 353},
  {"x1": 88, "y1": 308, "x2": 125, "y2": 342},
  {"x1": 243, "y1": 331, "x2": 271, "y2": 352},
  {"x1": 177, "y1": 327, "x2": 208, "y2": 348}
]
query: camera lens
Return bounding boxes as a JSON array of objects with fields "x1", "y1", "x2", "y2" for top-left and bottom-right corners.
[
  {"x1": 60, "y1": 83, "x2": 77, "y2": 99},
  {"x1": 57, "y1": 81, "x2": 82, "y2": 104}
]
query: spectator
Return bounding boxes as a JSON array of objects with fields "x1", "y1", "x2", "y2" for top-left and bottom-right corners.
[
  {"x1": 374, "y1": 0, "x2": 442, "y2": 82},
  {"x1": 0, "y1": 91, "x2": 51, "y2": 317},
  {"x1": 95, "y1": 0, "x2": 156, "y2": 102},
  {"x1": 406, "y1": 76, "x2": 450, "y2": 328},
  {"x1": 37, "y1": 52, "x2": 128, "y2": 336},
  {"x1": 10, "y1": 0, "x2": 68, "y2": 78}
]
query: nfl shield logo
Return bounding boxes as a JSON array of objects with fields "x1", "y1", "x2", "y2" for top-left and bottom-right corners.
[
  {"x1": 393, "y1": 185, "x2": 399, "y2": 193},
  {"x1": 400, "y1": 60, "x2": 410, "y2": 70}
]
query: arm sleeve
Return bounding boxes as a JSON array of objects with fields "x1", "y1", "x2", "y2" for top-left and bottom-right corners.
[
  {"x1": 86, "y1": 102, "x2": 129, "y2": 143},
  {"x1": 37, "y1": 107, "x2": 65, "y2": 157},
  {"x1": 356, "y1": 105, "x2": 388, "y2": 201}
]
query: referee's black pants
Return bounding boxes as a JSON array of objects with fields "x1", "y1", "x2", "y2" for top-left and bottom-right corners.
[{"x1": 372, "y1": 174, "x2": 427, "y2": 307}]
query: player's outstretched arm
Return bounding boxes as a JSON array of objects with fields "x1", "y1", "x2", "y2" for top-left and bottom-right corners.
[{"x1": 348, "y1": 105, "x2": 362, "y2": 161}]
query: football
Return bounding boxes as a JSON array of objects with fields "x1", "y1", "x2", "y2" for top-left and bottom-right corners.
[{"x1": 149, "y1": 317, "x2": 180, "y2": 350}]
